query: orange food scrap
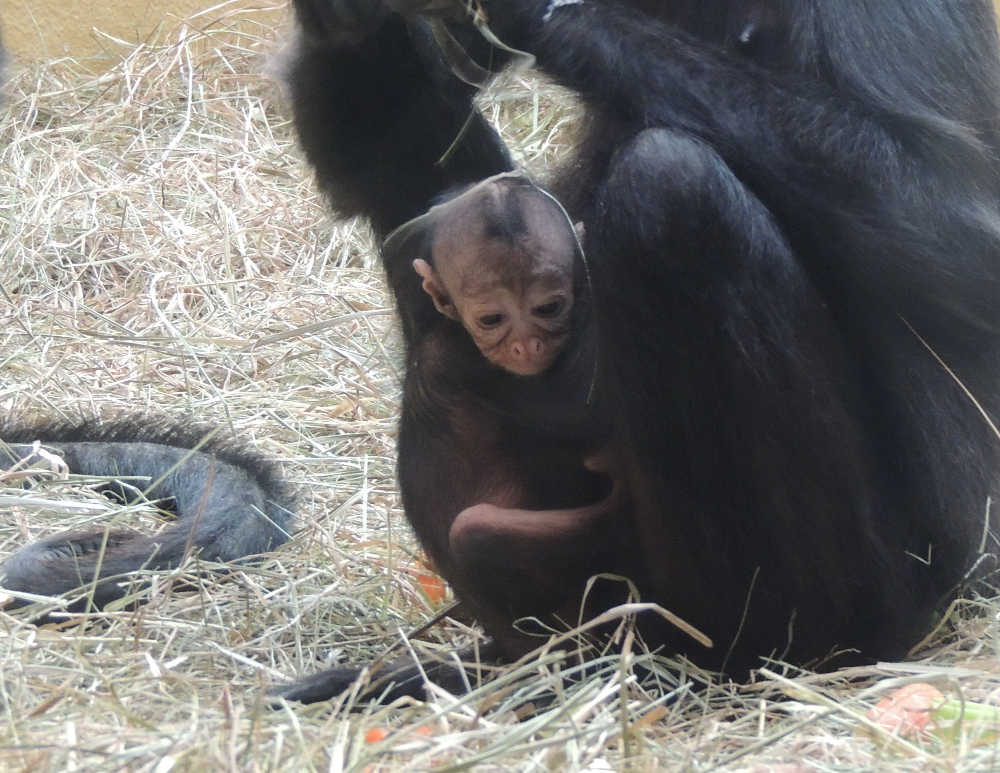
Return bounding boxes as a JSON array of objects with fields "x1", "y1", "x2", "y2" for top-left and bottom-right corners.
[
  {"x1": 867, "y1": 683, "x2": 945, "y2": 738},
  {"x1": 364, "y1": 728, "x2": 389, "y2": 744},
  {"x1": 414, "y1": 568, "x2": 448, "y2": 604}
]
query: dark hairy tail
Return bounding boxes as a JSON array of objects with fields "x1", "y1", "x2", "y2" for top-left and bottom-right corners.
[{"x1": 0, "y1": 417, "x2": 293, "y2": 615}]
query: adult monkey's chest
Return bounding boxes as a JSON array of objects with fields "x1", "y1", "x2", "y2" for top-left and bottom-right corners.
[{"x1": 624, "y1": 0, "x2": 789, "y2": 64}]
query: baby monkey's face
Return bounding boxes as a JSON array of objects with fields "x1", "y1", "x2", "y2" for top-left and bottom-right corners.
[
  {"x1": 415, "y1": 236, "x2": 575, "y2": 376},
  {"x1": 444, "y1": 240, "x2": 575, "y2": 376},
  {"x1": 412, "y1": 175, "x2": 581, "y2": 376}
]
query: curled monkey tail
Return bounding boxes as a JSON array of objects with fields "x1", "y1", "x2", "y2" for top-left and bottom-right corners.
[{"x1": 0, "y1": 417, "x2": 293, "y2": 618}]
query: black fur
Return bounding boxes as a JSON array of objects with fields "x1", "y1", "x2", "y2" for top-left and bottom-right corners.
[{"x1": 275, "y1": 0, "x2": 1000, "y2": 703}]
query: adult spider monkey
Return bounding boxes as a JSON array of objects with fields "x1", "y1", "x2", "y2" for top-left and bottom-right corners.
[{"x1": 271, "y1": 0, "x2": 1000, "y2": 703}]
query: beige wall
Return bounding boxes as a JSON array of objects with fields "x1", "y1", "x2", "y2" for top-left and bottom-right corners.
[{"x1": 1, "y1": 0, "x2": 285, "y2": 62}]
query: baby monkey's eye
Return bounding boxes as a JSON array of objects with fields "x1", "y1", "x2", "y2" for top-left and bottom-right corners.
[
  {"x1": 533, "y1": 299, "x2": 564, "y2": 318},
  {"x1": 478, "y1": 313, "x2": 505, "y2": 329}
]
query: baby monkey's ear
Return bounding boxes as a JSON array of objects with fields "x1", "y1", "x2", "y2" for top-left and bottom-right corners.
[{"x1": 413, "y1": 258, "x2": 458, "y2": 319}]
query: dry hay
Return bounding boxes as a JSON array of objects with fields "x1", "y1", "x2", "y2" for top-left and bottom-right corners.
[{"x1": 1, "y1": 8, "x2": 999, "y2": 772}]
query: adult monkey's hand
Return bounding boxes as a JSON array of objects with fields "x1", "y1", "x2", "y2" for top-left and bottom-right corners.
[
  {"x1": 294, "y1": 0, "x2": 490, "y2": 50},
  {"x1": 386, "y1": 0, "x2": 467, "y2": 15},
  {"x1": 385, "y1": 0, "x2": 553, "y2": 34},
  {"x1": 293, "y1": 0, "x2": 392, "y2": 46}
]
